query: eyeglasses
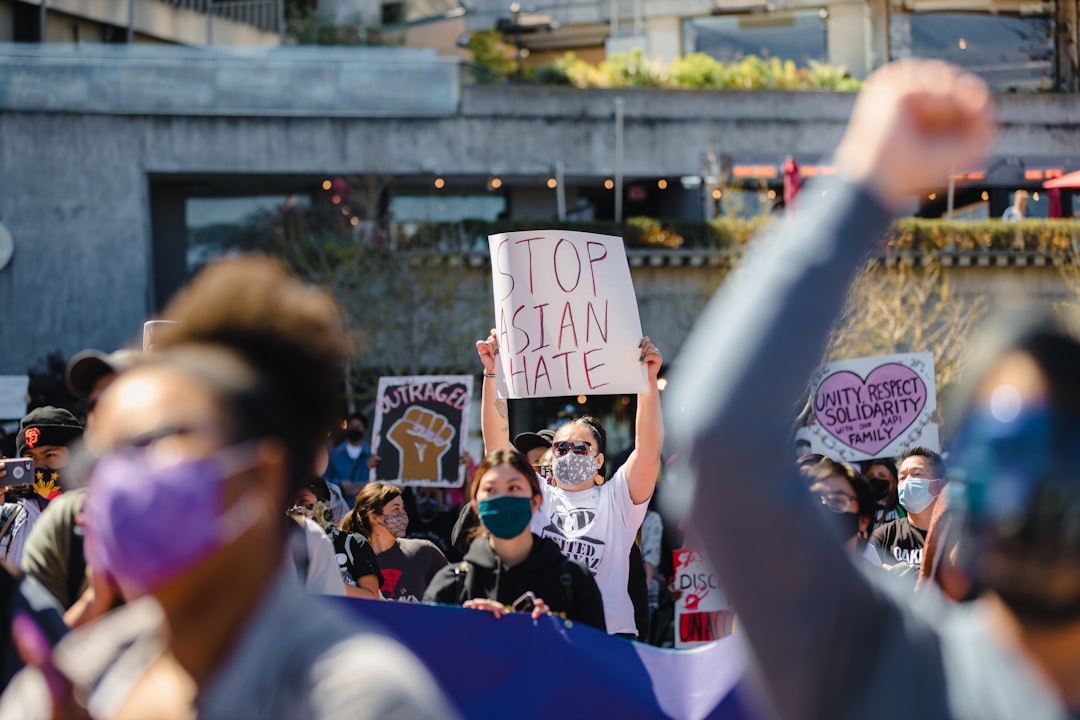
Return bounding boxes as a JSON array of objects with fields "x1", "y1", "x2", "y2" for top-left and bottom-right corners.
[
  {"x1": 818, "y1": 492, "x2": 856, "y2": 514},
  {"x1": 552, "y1": 441, "x2": 595, "y2": 458}
]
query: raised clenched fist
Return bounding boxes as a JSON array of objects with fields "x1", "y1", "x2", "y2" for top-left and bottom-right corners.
[
  {"x1": 386, "y1": 407, "x2": 455, "y2": 481},
  {"x1": 835, "y1": 59, "x2": 995, "y2": 211}
]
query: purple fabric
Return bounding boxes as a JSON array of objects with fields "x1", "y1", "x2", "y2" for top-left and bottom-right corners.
[{"x1": 84, "y1": 451, "x2": 233, "y2": 595}]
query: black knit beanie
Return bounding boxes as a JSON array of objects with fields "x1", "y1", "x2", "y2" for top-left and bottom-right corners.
[{"x1": 16, "y1": 406, "x2": 84, "y2": 457}]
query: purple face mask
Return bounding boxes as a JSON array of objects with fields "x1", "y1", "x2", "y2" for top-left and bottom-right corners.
[{"x1": 84, "y1": 445, "x2": 261, "y2": 597}]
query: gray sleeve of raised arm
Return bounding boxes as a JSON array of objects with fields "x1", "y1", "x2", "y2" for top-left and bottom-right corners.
[{"x1": 668, "y1": 178, "x2": 923, "y2": 719}]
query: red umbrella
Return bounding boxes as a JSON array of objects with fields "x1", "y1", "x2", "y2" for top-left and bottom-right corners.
[{"x1": 1044, "y1": 170, "x2": 1080, "y2": 189}]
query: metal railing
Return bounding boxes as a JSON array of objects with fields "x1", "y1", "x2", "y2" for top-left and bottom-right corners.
[
  {"x1": 36, "y1": 0, "x2": 284, "y2": 43},
  {"x1": 166, "y1": 0, "x2": 284, "y2": 42}
]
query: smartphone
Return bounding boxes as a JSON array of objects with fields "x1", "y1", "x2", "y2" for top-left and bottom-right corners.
[
  {"x1": 0, "y1": 458, "x2": 33, "y2": 486},
  {"x1": 512, "y1": 591, "x2": 536, "y2": 613}
]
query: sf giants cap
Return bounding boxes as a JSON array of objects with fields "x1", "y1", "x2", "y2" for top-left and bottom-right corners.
[{"x1": 16, "y1": 406, "x2": 83, "y2": 457}]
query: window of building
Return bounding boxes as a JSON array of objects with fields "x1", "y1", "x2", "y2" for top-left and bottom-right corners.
[
  {"x1": 186, "y1": 195, "x2": 310, "y2": 275},
  {"x1": 889, "y1": 11, "x2": 1054, "y2": 91},
  {"x1": 389, "y1": 193, "x2": 506, "y2": 223},
  {"x1": 683, "y1": 10, "x2": 828, "y2": 65}
]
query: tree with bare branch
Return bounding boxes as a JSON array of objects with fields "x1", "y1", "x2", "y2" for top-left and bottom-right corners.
[{"x1": 824, "y1": 256, "x2": 988, "y2": 392}]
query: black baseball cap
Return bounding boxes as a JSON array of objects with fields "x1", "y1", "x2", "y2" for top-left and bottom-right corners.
[
  {"x1": 513, "y1": 429, "x2": 555, "y2": 456},
  {"x1": 66, "y1": 349, "x2": 141, "y2": 401}
]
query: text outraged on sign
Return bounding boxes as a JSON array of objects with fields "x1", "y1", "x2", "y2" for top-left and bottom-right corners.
[
  {"x1": 807, "y1": 352, "x2": 939, "y2": 462},
  {"x1": 370, "y1": 375, "x2": 474, "y2": 487},
  {"x1": 488, "y1": 230, "x2": 647, "y2": 398},
  {"x1": 673, "y1": 548, "x2": 732, "y2": 649}
]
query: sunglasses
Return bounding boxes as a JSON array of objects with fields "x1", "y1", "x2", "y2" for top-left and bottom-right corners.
[
  {"x1": 818, "y1": 492, "x2": 856, "y2": 514},
  {"x1": 552, "y1": 441, "x2": 595, "y2": 458}
]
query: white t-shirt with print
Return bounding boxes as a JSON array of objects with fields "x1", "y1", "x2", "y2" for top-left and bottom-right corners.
[{"x1": 530, "y1": 465, "x2": 649, "y2": 635}]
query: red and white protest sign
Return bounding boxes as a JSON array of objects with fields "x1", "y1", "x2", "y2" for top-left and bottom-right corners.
[{"x1": 673, "y1": 548, "x2": 734, "y2": 649}]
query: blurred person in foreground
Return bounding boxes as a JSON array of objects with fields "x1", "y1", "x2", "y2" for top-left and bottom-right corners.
[
  {"x1": 670, "y1": 60, "x2": 1080, "y2": 718},
  {"x1": 0, "y1": 257, "x2": 454, "y2": 719}
]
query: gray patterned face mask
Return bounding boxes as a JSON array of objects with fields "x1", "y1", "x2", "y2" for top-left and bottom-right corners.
[
  {"x1": 383, "y1": 511, "x2": 409, "y2": 538},
  {"x1": 552, "y1": 453, "x2": 596, "y2": 487}
]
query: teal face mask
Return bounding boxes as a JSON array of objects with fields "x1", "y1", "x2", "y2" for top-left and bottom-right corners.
[{"x1": 477, "y1": 495, "x2": 534, "y2": 540}]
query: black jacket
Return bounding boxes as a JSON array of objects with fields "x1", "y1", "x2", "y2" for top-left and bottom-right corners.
[{"x1": 423, "y1": 534, "x2": 606, "y2": 631}]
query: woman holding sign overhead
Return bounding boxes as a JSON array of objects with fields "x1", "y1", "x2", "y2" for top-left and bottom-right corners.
[{"x1": 476, "y1": 331, "x2": 664, "y2": 638}]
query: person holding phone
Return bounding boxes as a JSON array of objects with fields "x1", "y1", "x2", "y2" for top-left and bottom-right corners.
[
  {"x1": 424, "y1": 449, "x2": 606, "y2": 631},
  {"x1": 0, "y1": 408, "x2": 83, "y2": 566}
]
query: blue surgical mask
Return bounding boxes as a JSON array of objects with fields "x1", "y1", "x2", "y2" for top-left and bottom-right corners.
[
  {"x1": 477, "y1": 495, "x2": 534, "y2": 539},
  {"x1": 898, "y1": 478, "x2": 936, "y2": 514}
]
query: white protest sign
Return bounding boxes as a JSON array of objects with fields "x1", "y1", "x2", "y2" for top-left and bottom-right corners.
[
  {"x1": 488, "y1": 230, "x2": 647, "y2": 399},
  {"x1": 673, "y1": 548, "x2": 733, "y2": 648},
  {"x1": 0, "y1": 376, "x2": 28, "y2": 420},
  {"x1": 807, "y1": 352, "x2": 939, "y2": 462}
]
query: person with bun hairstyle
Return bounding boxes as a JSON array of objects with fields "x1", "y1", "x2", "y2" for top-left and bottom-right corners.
[
  {"x1": 476, "y1": 331, "x2": 664, "y2": 638},
  {"x1": 423, "y1": 449, "x2": 605, "y2": 630},
  {"x1": 0, "y1": 257, "x2": 454, "y2": 719}
]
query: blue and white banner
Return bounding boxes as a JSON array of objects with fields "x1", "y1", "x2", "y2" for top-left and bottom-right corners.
[{"x1": 334, "y1": 598, "x2": 755, "y2": 720}]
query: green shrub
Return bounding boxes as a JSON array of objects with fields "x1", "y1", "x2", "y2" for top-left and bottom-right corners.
[
  {"x1": 466, "y1": 29, "x2": 519, "y2": 83},
  {"x1": 530, "y1": 51, "x2": 860, "y2": 91},
  {"x1": 396, "y1": 217, "x2": 1080, "y2": 256}
]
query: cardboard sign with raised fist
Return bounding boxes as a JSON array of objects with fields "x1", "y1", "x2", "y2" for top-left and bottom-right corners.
[{"x1": 369, "y1": 375, "x2": 474, "y2": 487}]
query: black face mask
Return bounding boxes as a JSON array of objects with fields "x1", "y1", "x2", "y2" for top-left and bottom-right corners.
[
  {"x1": 868, "y1": 477, "x2": 892, "y2": 503},
  {"x1": 346, "y1": 429, "x2": 364, "y2": 443},
  {"x1": 819, "y1": 505, "x2": 861, "y2": 543},
  {"x1": 416, "y1": 496, "x2": 441, "y2": 521}
]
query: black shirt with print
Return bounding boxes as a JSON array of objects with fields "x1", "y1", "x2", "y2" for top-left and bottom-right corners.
[{"x1": 870, "y1": 518, "x2": 928, "y2": 570}]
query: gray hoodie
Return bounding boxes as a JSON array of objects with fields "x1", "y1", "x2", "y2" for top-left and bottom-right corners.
[{"x1": 669, "y1": 177, "x2": 1073, "y2": 720}]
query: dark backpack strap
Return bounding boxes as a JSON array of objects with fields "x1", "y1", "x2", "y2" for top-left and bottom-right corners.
[{"x1": 560, "y1": 562, "x2": 574, "y2": 612}]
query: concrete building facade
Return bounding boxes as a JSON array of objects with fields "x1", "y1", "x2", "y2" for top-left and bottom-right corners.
[{"x1": 1, "y1": 44, "x2": 1079, "y2": 376}]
